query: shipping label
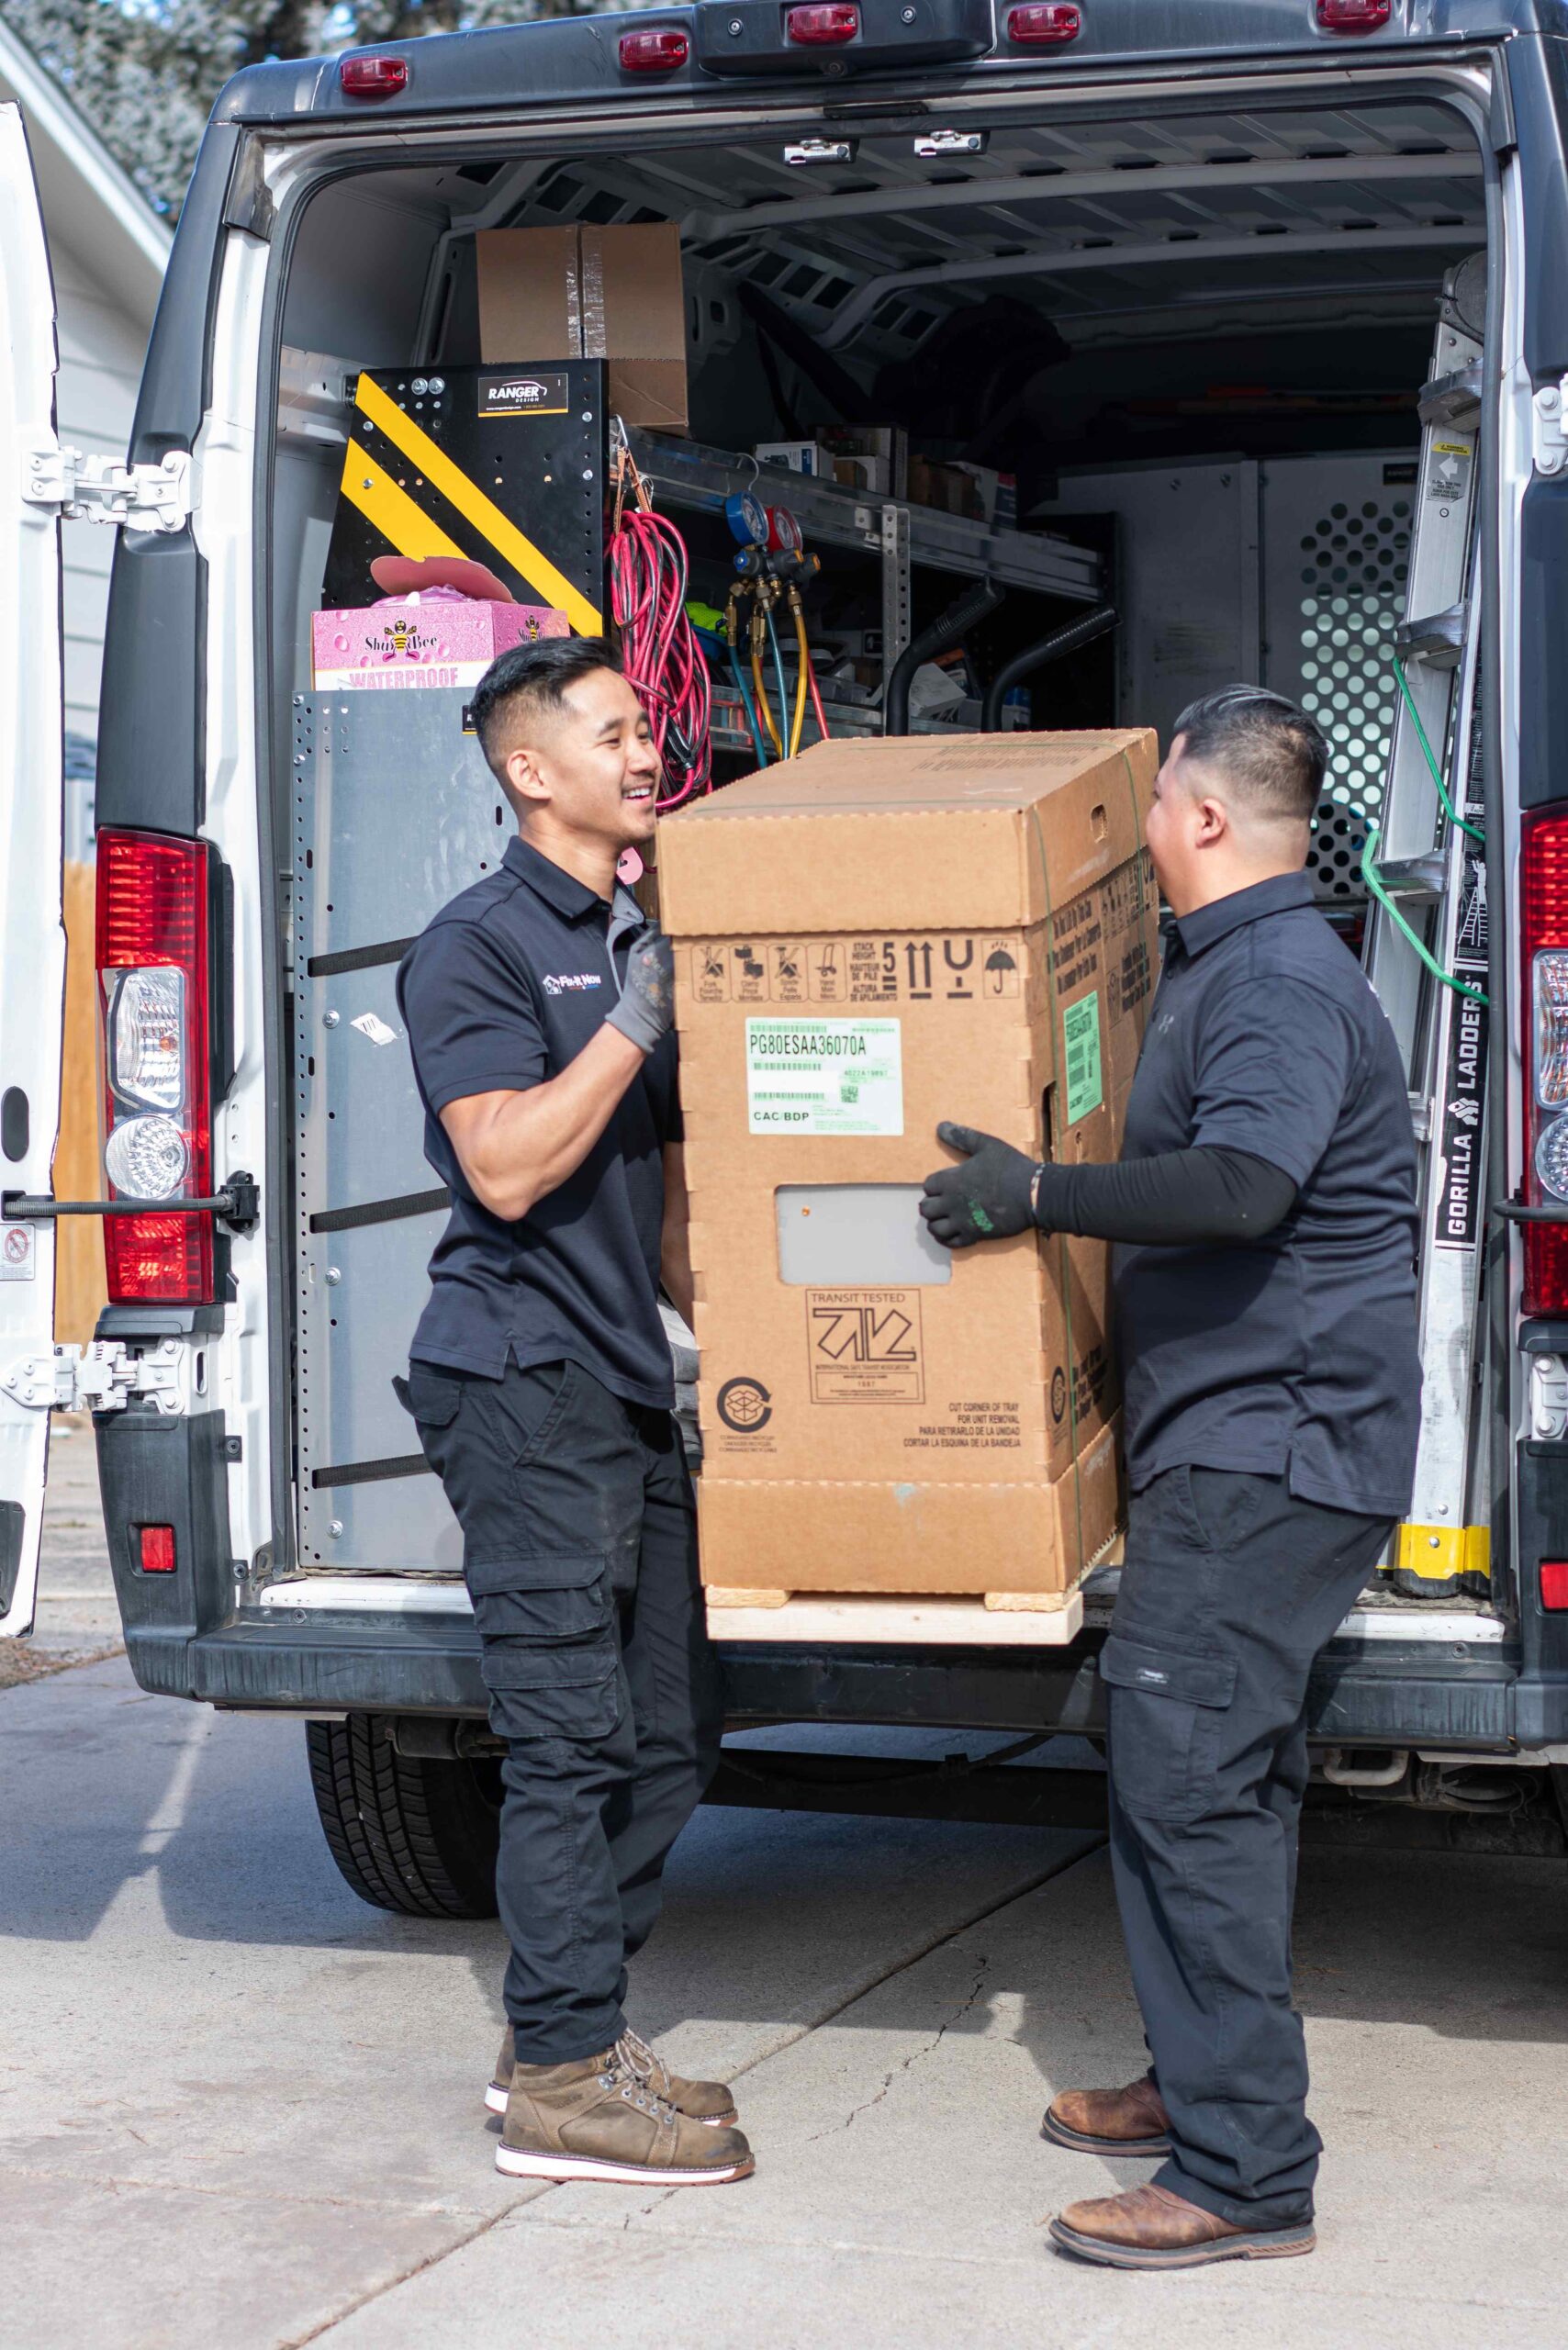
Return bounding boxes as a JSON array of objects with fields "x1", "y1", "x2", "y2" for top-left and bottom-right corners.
[
  {"x1": 745, "y1": 1017, "x2": 903, "y2": 1136},
  {"x1": 807, "y1": 1290, "x2": 924, "y2": 1404},
  {"x1": 1062, "y1": 992, "x2": 1103, "y2": 1125}
]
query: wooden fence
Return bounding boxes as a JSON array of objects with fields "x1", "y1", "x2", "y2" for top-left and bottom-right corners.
[{"x1": 56, "y1": 861, "x2": 107, "y2": 1348}]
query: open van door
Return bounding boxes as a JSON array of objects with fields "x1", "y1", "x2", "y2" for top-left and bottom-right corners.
[{"x1": 0, "y1": 104, "x2": 68, "y2": 1639}]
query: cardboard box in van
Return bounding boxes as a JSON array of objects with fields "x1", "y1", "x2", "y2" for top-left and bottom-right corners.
[
  {"x1": 476, "y1": 223, "x2": 688, "y2": 432},
  {"x1": 658, "y1": 729, "x2": 1159, "y2": 1598}
]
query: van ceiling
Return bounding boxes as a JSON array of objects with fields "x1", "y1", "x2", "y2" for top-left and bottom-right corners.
[{"x1": 427, "y1": 95, "x2": 1483, "y2": 366}]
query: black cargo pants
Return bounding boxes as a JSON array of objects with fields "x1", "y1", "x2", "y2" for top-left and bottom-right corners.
[
  {"x1": 398, "y1": 1356, "x2": 722, "y2": 2064},
  {"x1": 1103, "y1": 1466, "x2": 1393, "y2": 2229}
]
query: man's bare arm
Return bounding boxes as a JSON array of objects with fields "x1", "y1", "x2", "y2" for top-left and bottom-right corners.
[
  {"x1": 440, "y1": 1023, "x2": 644, "y2": 1223},
  {"x1": 660, "y1": 1142, "x2": 694, "y2": 1326}
]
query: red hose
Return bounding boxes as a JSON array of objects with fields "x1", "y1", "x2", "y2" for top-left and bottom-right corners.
[
  {"x1": 807, "y1": 657, "x2": 831, "y2": 744},
  {"x1": 607, "y1": 505, "x2": 711, "y2": 809}
]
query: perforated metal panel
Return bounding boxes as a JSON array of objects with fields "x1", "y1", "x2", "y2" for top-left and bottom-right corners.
[
  {"x1": 292, "y1": 688, "x2": 508, "y2": 1571},
  {"x1": 1260, "y1": 456, "x2": 1416, "y2": 901}
]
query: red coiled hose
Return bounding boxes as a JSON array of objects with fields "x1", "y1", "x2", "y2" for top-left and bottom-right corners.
[{"x1": 608, "y1": 504, "x2": 711, "y2": 809}]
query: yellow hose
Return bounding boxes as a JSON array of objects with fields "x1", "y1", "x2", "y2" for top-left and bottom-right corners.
[
  {"x1": 751, "y1": 642, "x2": 782, "y2": 755},
  {"x1": 790, "y1": 600, "x2": 811, "y2": 758}
]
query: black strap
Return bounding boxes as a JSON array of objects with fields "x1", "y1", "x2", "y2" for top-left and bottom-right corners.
[
  {"x1": 311, "y1": 1453, "x2": 432, "y2": 1490},
  {"x1": 307, "y1": 936, "x2": 417, "y2": 979},
  {"x1": 309, "y1": 1187, "x2": 451, "y2": 1236}
]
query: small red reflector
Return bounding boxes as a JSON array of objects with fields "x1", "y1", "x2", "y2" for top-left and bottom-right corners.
[
  {"x1": 787, "y1": 4, "x2": 859, "y2": 44},
  {"x1": 139, "y1": 1525, "x2": 176, "y2": 1575},
  {"x1": 1316, "y1": 0, "x2": 1390, "y2": 28},
  {"x1": 1007, "y1": 2, "x2": 1081, "y2": 41},
  {"x1": 620, "y1": 27, "x2": 689, "y2": 68},
  {"x1": 339, "y1": 55, "x2": 409, "y2": 95},
  {"x1": 1541, "y1": 1561, "x2": 1568, "y2": 1610}
]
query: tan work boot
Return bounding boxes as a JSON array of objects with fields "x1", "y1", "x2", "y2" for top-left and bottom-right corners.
[
  {"x1": 487, "y1": 2025, "x2": 738, "y2": 2125},
  {"x1": 496, "y1": 2046, "x2": 754, "y2": 2185},
  {"x1": 1041, "y1": 2072, "x2": 1171, "y2": 2157},
  {"x1": 1049, "y1": 2182, "x2": 1315, "y2": 2268}
]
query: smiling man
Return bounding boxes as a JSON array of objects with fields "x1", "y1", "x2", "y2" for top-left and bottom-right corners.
[{"x1": 395, "y1": 636, "x2": 751, "y2": 2189}]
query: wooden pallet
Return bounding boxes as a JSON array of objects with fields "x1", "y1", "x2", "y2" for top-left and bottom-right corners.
[{"x1": 704, "y1": 1583, "x2": 1084, "y2": 1645}]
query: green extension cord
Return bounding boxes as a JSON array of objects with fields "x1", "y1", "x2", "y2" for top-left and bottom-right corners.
[
  {"x1": 1361, "y1": 822, "x2": 1487, "y2": 1006},
  {"x1": 1353, "y1": 650, "x2": 1487, "y2": 1004},
  {"x1": 1388, "y1": 651, "x2": 1485, "y2": 845}
]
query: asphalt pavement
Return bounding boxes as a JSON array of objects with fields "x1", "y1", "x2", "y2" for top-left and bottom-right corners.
[{"x1": 6, "y1": 1439, "x2": 1568, "y2": 2349}]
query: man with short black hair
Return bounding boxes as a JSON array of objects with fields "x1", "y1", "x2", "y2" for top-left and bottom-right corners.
[
  {"x1": 922, "y1": 686, "x2": 1419, "y2": 2266},
  {"x1": 396, "y1": 635, "x2": 752, "y2": 2188}
]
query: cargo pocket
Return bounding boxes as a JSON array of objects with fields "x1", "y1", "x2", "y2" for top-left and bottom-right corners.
[
  {"x1": 393, "y1": 1367, "x2": 464, "y2": 1476},
  {"x1": 1101, "y1": 1634, "x2": 1237, "y2": 1825},
  {"x1": 471, "y1": 1556, "x2": 621, "y2": 1742}
]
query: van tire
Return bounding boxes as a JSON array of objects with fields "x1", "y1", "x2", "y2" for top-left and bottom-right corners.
[{"x1": 306, "y1": 1718, "x2": 500, "y2": 1918}]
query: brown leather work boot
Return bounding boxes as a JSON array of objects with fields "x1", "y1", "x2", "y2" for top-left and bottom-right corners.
[
  {"x1": 487, "y1": 2025, "x2": 738, "y2": 2126},
  {"x1": 1049, "y1": 2183, "x2": 1316, "y2": 2269},
  {"x1": 1041, "y1": 2072, "x2": 1171, "y2": 2157},
  {"x1": 496, "y1": 2046, "x2": 754, "y2": 2186}
]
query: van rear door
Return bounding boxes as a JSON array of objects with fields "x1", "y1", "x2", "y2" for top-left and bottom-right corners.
[{"x1": 0, "y1": 104, "x2": 68, "y2": 1638}]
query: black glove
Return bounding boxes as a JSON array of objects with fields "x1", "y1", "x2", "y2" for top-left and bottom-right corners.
[
  {"x1": 605, "y1": 925, "x2": 675, "y2": 1055},
  {"x1": 919, "y1": 1122, "x2": 1041, "y2": 1248}
]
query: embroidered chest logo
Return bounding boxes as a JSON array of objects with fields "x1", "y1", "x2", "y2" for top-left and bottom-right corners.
[{"x1": 542, "y1": 972, "x2": 603, "y2": 997}]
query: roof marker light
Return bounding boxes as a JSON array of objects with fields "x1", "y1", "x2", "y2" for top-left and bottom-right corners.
[
  {"x1": 339, "y1": 55, "x2": 409, "y2": 96},
  {"x1": 787, "y1": 5, "x2": 860, "y2": 44},
  {"x1": 619, "y1": 27, "x2": 690, "y2": 70},
  {"x1": 1006, "y1": 3, "x2": 1081, "y2": 43},
  {"x1": 1316, "y1": 0, "x2": 1391, "y2": 29}
]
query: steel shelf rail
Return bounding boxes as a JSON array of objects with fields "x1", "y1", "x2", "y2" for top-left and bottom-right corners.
[{"x1": 624, "y1": 427, "x2": 1104, "y2": 604}]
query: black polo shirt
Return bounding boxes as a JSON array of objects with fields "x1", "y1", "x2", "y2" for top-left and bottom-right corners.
[
  {"x1": 1114, "y1": 869, "x2": 1420, "y2": 1518},
  {"x1": 396, "y1": 834, "x2": 680, "y2": 1407}
]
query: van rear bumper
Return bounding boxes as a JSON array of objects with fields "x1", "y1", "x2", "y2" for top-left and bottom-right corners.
[{"x1": 118, "y1": 1610, "x2": 1542, "y2": 1751}]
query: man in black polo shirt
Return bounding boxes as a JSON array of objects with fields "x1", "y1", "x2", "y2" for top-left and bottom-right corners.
[
  {"x1": 395, "y1": 636, "x2": 751, "y2": 2189},
  {"x1": 920, "y1": 687, "x2": 1419, "y2": 2267}
]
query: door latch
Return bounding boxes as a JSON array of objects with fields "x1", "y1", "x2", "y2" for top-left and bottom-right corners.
[{"x1": 20, "y1": 438, "x2": 193, "y2": 533}]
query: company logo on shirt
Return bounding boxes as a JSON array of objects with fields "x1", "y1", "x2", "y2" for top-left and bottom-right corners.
[{"x1": 542, "y1": 971, "x2": 603, "y2": 997}]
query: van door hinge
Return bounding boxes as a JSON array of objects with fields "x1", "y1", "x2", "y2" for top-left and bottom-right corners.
[
  {"x1": 0, "y1": 1338, "x2": 188, "y2": 1416},
  {"x1": 20, "y1": 438, "x2": 193, "y2": 532},
  {"x1": 1532, "y1": 380, "x2": 1568, "y2": 477}
]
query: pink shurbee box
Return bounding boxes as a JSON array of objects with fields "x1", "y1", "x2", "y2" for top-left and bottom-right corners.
[{"x1": 311, "y1": 592, "x2": 569, "y2": 692}]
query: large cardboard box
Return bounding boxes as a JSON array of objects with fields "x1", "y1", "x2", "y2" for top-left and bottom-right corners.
[
  {"x1": 659, "y1": 730, "x2": 1159, "y2": 1598},
  {"x1": 476, "y1": 224, "x2": 688, "y2": 432}
]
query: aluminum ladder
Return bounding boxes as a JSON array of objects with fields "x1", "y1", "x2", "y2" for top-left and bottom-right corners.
[{"x1": 1361, "y1": 254, "x2": 1489, "y2": 1598}]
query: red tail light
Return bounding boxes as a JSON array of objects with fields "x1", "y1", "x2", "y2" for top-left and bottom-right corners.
[
  {"x1": 138, "y1": 1525, "x2": 176, "y2": 1574},
  {"x1": 1006, "y1": 3, "x2": 1081, "y2": 42},
  {"x1": 620, "y1": 27, "x2": 689, "y2": 69},
  {"x1": 787, "y1": 4, "x2": 859, "y2": 43},
  {"x1": 95, "y1": 830, "x2": 214, "y2": 1305},
  {"x1": 1521, "y1": 809, "x2": 1568, "y2": 1314},
  {"x1": 1317, "y1": 0, "x2": 1390, "y2": 28},
  {"x1": 339, "y1": 55, "x2": 408, "y2": 95}
]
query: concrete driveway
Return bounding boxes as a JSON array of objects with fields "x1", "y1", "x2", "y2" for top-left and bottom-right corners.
[{"x1": 6, "y1": 1438, "x2": 1567, "y2": 2349}]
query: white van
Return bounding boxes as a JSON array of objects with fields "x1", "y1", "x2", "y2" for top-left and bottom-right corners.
[{"x1": 4, "y1": 0, "x2": 1567, "y2": 1912}]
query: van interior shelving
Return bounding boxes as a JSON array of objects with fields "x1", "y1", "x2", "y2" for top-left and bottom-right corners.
[{"x1": 273, "y1": 79, "x2": 1492, "y2": 1587}]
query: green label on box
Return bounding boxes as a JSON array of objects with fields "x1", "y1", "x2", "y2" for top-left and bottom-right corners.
[
  {"x1": 745, "y1": 1017, "x2": 903, "y2": 1136},
  {"x1": 1062, "y1": 992, "x2": 1103, "y2": 1125}
]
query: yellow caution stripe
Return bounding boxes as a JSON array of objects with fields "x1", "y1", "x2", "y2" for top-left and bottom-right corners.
[
  {"x1": 354, "y1": 374, "x2": 602, "y2": 635},
  {"x1": 1394, "y1": 1522, "x2": 1491, "y2": 1581},
  {"x1": 338, "y1": 445, "x2": 465, "y2": 563}
]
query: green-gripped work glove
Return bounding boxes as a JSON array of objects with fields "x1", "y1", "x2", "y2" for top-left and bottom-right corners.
[
  {"x1": 605, "y1": 926, "x2": 676, "y2": 1055},
  {"x1": 919, "y1": 1122, "x2": 1041, "y2": 1248}
]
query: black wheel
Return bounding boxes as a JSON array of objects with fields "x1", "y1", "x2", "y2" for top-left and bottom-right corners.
[{"x1": 306, "y1": 1717, "x2": 501, "y2": 1918}]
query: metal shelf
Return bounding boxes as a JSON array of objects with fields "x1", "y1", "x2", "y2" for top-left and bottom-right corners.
[
  {"x1": 626, "y1": 430, "x2": 1105, "y2": 605},
  {"x1": 710, "y1": 688, "x2": 1007, "y2": 757}
]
